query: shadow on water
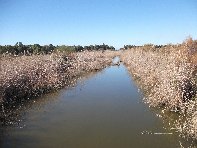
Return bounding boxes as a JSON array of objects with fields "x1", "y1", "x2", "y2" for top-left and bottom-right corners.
[{"x1": 0, "y1": 60, "x2": 196, "y2": 147}]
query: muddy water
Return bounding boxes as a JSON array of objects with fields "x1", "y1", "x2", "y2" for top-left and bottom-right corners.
[{"x1": 0, "y1": 62, "x2": 195, "y2": 147}]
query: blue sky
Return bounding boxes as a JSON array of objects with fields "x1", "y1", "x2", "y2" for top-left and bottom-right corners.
[{"x1": 0, "y1": 0, "x2": 197, "y2": 48}]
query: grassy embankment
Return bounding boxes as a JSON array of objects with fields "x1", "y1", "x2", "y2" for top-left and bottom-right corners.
[
  {"x1": 0, "y1": 50, "x2": 118, "y2": 111},
  {"x1": 120, "y1": 38, "x2": 197, "y2": 139}
]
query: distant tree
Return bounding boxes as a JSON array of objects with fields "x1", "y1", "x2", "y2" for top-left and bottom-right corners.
[
  {"x1": 109, "y1": 46, "x2": 115, "y2": 50},
  {"x1": 75, "y1": 45, "x2": 83, "y2": 52},
  {"x1": 90, "y1": 45, "x2": 94, "y2": 50},
  {"x1": 32, "y1": 44, "x2": 41, "y2": 54}
]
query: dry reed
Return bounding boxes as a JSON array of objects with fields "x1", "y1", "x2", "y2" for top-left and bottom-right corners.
[
  {"x1": 0, "y1": 50, "x2": 117, "y2": 106},
  {"x1": 120, "y1": 39, "x2": 197, "y2": 139}
]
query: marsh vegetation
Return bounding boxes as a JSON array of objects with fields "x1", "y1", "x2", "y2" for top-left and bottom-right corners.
[
  {"x1": 0, "y1": 38, "x2": 197, "y2": 146},
  {"x1": 120, "y1": 37, "x2": 197, "y2": 139}
]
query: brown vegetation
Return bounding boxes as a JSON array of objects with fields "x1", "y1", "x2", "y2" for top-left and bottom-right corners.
[
  {"x1": 120, "y1": 38, "x2": 197, "y2": 139},
  {"x1": 0, "y1": 50, "x2": 117, "y2": 107}
]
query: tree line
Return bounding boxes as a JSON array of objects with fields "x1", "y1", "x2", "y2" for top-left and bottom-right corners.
[
  {"x1": 0, "y1": 42, "x2": 115, "y2": 55},
  {"x1": 123, "y1": 44, "x2": 167, "y2": 50},
  {"x1": 123, "y1": 38, "x2": 197, "y2": 51}
]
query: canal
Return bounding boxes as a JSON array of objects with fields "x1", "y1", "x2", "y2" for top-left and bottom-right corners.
[{"x1": 0, "y1": 60, "x2": 194, "y2": 147}]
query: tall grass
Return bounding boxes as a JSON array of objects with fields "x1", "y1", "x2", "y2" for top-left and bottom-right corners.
[
  {"x1": 0, "y1": 50, "x2": 117, "y2": 106},
  {"x1": 120, "y1": 38, "x2": 197, "y2": 139}
]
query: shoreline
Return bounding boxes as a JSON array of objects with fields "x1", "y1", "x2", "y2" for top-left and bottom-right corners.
[
  {"x1": 120, "y1": 43, "x2": 197, "y2": 139},
  {"x1": 0, "y1": 50, "x2": 118, "y2": 111}
]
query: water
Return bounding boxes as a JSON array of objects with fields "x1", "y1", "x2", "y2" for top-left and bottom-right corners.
[{"x1": 0, "y1": 62, "x2": 195, "y2": 147}]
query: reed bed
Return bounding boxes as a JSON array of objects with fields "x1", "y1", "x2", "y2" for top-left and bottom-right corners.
[
  {"x1": 0, "y1": 50, "x2": 117, "y2": 107},
  {"x1": 120, "y1": 40, "x2": 197, "y2": 139}
]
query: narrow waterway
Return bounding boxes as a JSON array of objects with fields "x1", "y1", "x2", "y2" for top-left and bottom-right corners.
[{"x1": 0, "y1": 61, "x2": 194, "y2": 147}]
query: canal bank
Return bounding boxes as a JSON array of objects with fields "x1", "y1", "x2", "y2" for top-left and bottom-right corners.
[{"x1": 0, "y1": 63, "x2": 195, "y2": 147}]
